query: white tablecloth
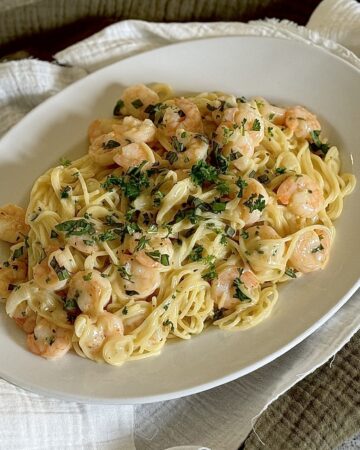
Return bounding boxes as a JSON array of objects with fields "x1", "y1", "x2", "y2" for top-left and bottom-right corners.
[{"x1": 0, "y1": 1, "x2": 359, "y2": 449}]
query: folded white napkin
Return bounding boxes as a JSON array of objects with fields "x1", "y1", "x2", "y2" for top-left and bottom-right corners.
[{"x1": 0, "y1": 1, "x2": 359, "y2": 449}]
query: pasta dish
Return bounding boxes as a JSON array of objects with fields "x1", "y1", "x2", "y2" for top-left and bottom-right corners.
[{"x1": 0, "y1": 83, "x2": 356, "y2": 365}]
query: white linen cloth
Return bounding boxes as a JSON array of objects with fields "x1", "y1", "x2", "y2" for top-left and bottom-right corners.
[{"x1": 0, "y1": 1, "x2": 359, "y2": 449}]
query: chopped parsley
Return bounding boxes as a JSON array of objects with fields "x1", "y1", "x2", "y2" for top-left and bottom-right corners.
[
  {"x1": 216, "y1": 181, "x2": 230, "y2": 195},
  {"x1": 102, "y1": 139, "x2": 120, "y2": 150},
  {"x1": 206, "y1": 103, "x2": 217, "y2": 112},
  {"x1": 171, "y1": 136, "x2": 185, "y2": 153},
  {"x1": 220, "y1": 234, "x2": 228, "y2": 245},
  {"x1": 102, "y1": 161, "x2": 149, "y2": 201},
  {"x1": 236, "y1": 96, "x2": 247, "y2": 104},
  {"x1": 236, "y1": 177, "x2": 248, "y2": 198},
  {"x1": 50, "y1": 257, "x2": 70, "y2": 281},
  {"x1": 145, "y1": 250, "x2": 170, "y2": 266},
  {"x1": 189, "y1": 244, "x2": 204, "y2": 261},
  {"x1": 113, "y1": 99, "x2": 124, "y2": 116},
  {"x1": 244, "y1": 193, "x2": 266, "y2": 212},
  {"x1": 233, "y1": 274, "x2": 251, "y2": 302},
  {"x1": 309, "y1": 130, "x2": 330, "y2": 157},
  {"x1": 311, "y1": 244, "x2": 324, "y2": 253},
  {"x1": 83, "y1": 272, "x2": 92, "y2": 281},
  {"x1": 225, "y1": 225, "x2": 236, "y2": 238},
  {"x1": 122, "y1": 306, "x2": 128, "y2": 315},
  {"x1": 190, "y1": 160, "x2": 218, "y2": 186},
  {"x1": 241, "y1": 230, "x2": 249, "y2": 239},
  {"x1": 212, "y1": 142, "x2": 229, "y2": 174},
  {"x1": 98, "y1": 230, "x2": 117, "y2": 241},
  {"x1": 285, "y1": 268, "x2": 297, "y2": 278},
  {"x1": 257, "y1": 174, "x2": 270, "y2": 184},
  {"x1": 56, "y1": 218, "x2": 95, "y2": 237},
  {"x1": 275, "y1": 167, "x2": 286, "y2": 174},
  {"x1": 211, "y1": 201, "x2": 227, "y2": 213},
  {"x1": 126, "y1": 290, "x2": 139, "y2": 296},
  {"x1": 135, "y1": 236, "x2": 150, "y2": 252},
  {"x1": 202, "y1": 263, "x2": 217, "y2": 281},
  {"x1": 165, "y1": 151, "x2": 178, "y2": 165},
  {"x1": 144, "y1": 102, "x2": 166, "y2": 122},
  {"x1": 118, "y1": 266, "x2": 133, "y2": 282},
  {"x1": 252, "y1": 119, "x2": 261, "y2": 131},
  {"x1": 163, "y1": 319, "x2": 175, "y2": 332},
  {"x1": 131, "y1": 99, "x2": 144, "y2": 109},
  {"x1": 59, "y1": 157, "x2": 71, "y2": 167},
  {"x1": 213, "y1": 307, "x2": 224, "y2": 321},
  {"x1": 12, "y1": 246, "x2": 24, "y2": 260},
  {"x1": 60, "y1": 185, "x2": 71, "y2": 199},
  {"x1": 153, "y1": 190, "x2": 164, "y2": 207}
]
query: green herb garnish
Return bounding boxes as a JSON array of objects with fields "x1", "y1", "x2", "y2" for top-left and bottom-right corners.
[
  {"x1": 59, "y1": 157, "x2": 71, "y2": 167},
  {"x1": 60, "y1": 186, "x2": 71, "y2": 199},
  {"x1": 233, "y1": 274, "x2": 251, "y2": 302},
  {"x1": 252, "y1": 119, "x2": 261, "y2": 131},
  {"x1": 189, "y1": 245, "x2": 204, "y2": 261},
  {"x1": 135, "y1": 236, "x2": 150, "y2": 252},
  {"x1": 118, "y1": 266, "x2": 133, "y2": 282},
  {"x1": 236, "y1": 177, "x2": 248, "y2": 198},
  {"x1": 191, "y1": 160, "x2": 218, "y2": 186},
  {"x1": 113, "y1": 99, "x2": 124, "y2": 116},
  {"x1": 50, "y1": 257, "x2": 70, "y2": 281},
  {"x1": 244, "y1": 193, "x2": 266, "y2": 212},
  {"x1": 131, "y1": 99, "x2": 144, "y2": 109},
  {"x1": 83, "y1": 272, "x2": 92, "y2": 281},
  {"x1": 55, "y1": 219, "x2": 95, "y2": 237},
  {"x1": 285, "y1": 268, "x2": 297, "y2": 278},
  {"x1": 309, "y1": 130, "x2": 330, "y2": 157},
  {"x1": 102, "y1": 139, "x2": 120, "y2": 150}
]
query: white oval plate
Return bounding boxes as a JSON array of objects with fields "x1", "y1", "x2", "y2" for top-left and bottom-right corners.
[{"x1": 0, "y1": 37, "x2": 359, "y2": 404}]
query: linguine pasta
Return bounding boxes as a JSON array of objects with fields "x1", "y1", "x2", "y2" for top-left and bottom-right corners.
[{"x1": 0, "y1": 83, "x2": 356, "y2": 366}]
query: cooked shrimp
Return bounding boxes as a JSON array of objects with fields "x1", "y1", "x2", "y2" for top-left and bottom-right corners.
[
  {"x1": 0, "y1": 204, "x2": 30, "y2": 243},
  {"x1": 88, "y1": 118, "x2": 121, "y2": 143},
  {"x1": 27, "y1": 317, "x2": 72, "y2": 359},
  {"x1": 125, "y1": 234, "x2": 174, "y2": 268},
  {"x1": 162, "y1": 98, "x2": 203, "y2": 136},
  {"x1": 289, "y1": 229, "x2": 331, "y2": 273},
  {"x1": 285, "y1": 106, "x2": 321, "y2": 139},
  {"x1": 222, "y1": 103, "x2": 265, "y2": 147},
  {"x1": 0, "y1": 260, "x2": 27, "y2": 300},
  {"x1": 165, "y1": 129, "x2": 208, "y2": 169},
  {"x1": 67, "y1": 235, "x2": 100, "y2": 255},
  {"x1": 33, "y1": 247, "x2": 76, "y2": 291},
  {"x1": 253, "y1": 97, "x2": 285, "y2": 125},
  {"x1": 121, "y1": 84, "x2": 160, "y2": 120},
  {"x1": 112, "y1": 116, "x2": 156, "y2": 143},
  {"x1": 66, "y1": 269, "x2": 112, "y2": 316},
  {"x1": 277, "y1": 174, "x2": 325, "y2": 218},
  {"x1": 215, "y1": 122, "x2": 254, "y2": 159},
  {"x1": 13, "y1": 301, "x2": 36, "y2": 333},
  {"x1": 240, "y1": 179, "x2": 269, "y2": 225},
  {"x1": 113, "y1": 142, "x2": 155, "y2": 171},
  {"x1": 118, "y1": 254, "x2": 161, "y2": 299},
  {"x1": 211, "y1": 265, "x2": 259, "y2": 309},
  {"x1": 243, "y1": 225, "x2": 286, "y2": 276},
  {"x1": 76, "y1": 311, "x2": 124, "y2": 358},
  {"x1": 89, "y1": 132, "x2": 127, "y2": 166}
]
